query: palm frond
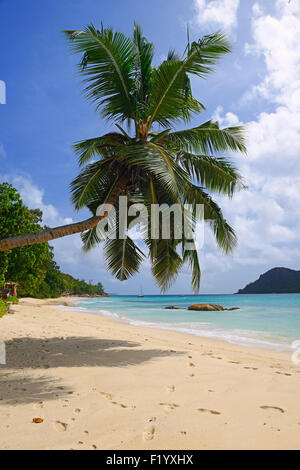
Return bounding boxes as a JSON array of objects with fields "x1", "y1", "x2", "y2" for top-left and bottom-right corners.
[
  {"x1": 147, "y1": 60, "x2": 204, "y2": 128},
  {"x1": 147, "y1": 32, "x2": 230, "y2": 128},
  {"x1": 81, "y1": 226, "x2": 103, "y2": 251},
  {"x1": 185, "y1": 32, "x2": 231, "y2": 77},
  {"x1": 151, "y1": 239, "x2": 183, "y2": 291},
  {"x1": 182, "y1": 242, "x2": 201, "y2": 293},
  {"x1": 184, "y1": 184, "x2": 237, "y2": 253},
  {"x1": 133, "y1": 23, "x2": 154, "y2": 118},
  {"x1": 104, "y1": 236, "x2": 145, "y2": 281},
  {"x1": 118, "y1": 143, "x2": 189, "y2": 200},
  {"x1": 177, "y1": 152, "x2": 244, "y2": 196},
  {"x1": 166, "y1": 121, "x2": 247, "y2": 154},
  {"x1": 63, "y1": 24, "x2": 136, "y2": 121},
  {"x1": 73, "y1": 132, "x2": 128, "y2": 166},
  {"x1": 70, "y1": 161, "x2": 122, "y2": 209},
  {"x1": 166, "y1": 49, "x2": 181, "y2": 61},
  {"x1": 149, "y1": 129, "x2": 171, "y2": 143}
]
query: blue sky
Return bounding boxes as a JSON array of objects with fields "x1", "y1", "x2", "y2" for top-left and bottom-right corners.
[{"x1": 1, "y1": 0, "x2": 300, "y2": 294}]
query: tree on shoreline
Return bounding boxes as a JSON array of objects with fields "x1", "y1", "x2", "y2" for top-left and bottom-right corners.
[{"x1": 0, "y1": 23, "x2": 246, "y2": 291}]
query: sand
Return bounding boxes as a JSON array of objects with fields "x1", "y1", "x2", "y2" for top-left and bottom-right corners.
[{"x1": 0, "y1": 297, "x2": 299, "y2": 450}]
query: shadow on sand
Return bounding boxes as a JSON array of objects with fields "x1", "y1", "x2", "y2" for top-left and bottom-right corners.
[
  {"x1": 0, "y1": 373, "x2": 74, "y2": 405},
  {"x1": 0, "y1": 336, "x2": 182, "y2": 405},
  {"x1": 3, "y1": 336, "x2": 182, "y2": 369}
]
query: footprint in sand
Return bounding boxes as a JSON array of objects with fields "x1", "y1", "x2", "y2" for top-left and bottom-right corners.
[
  {"x1": 99, "y1": 391, "x2": 113, "y2": 401},
  {"x1": 166, "y1": 385, "x2": 175, "y2": 393},
  {"x1": 197, "y1": 408, "x2": 221, "y2": 415},
  {"x1": 111, "y1": 401, "x2": 127, "y2": 408},
  {"x1": 228, "y1": 361, "x2": 241, "y2": 364},
  {"x1": 54, "y1": 421, "x2": 69, "y2": 432},
  {"x1": 244, "y1": 367, "x2": 258, "y2": 371},
  {"x1": 148, "y1": 417, "x2": 156, "y2": 423},
  {"x1": 143, "y1": 424, "x2": 155, "y2": 441},
  {"x1": 275, "y1": 371, "x2": 292, "y2": 376},
  {"x1": 260, "y1": 406, "x2": 285, "y2": 414},
  {"x1": 100, "y1": 391, "x2": 127, "y2": 408},
  {"x1": 159, "y1": 402, "x2": 180, "y2": 412}
]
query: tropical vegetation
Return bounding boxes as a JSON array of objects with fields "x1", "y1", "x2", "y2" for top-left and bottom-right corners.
[
  {"x1": 0, "y1": 183, "x2": 106, "y2": 298},
  {"x1": 0, "y1": 299, "x2": 8, "y2": 318}
]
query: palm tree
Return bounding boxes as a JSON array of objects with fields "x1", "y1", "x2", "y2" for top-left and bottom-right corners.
[{"x1": 0, "y1": 23, "x2": 246, "y2": 291}]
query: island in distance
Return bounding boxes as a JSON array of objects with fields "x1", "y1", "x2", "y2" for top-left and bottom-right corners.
[{"x1": 237, "y1": 267, "x2": 300, "y2": 294}]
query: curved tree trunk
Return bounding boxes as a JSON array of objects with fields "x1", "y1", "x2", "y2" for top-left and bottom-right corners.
[{"x1": 0, "y1": 175, "x2": 129, "y2": 252}]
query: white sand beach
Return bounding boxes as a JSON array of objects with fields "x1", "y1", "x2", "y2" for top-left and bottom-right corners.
[{"x1": 0, "y1": 298, "x2": 300, "y2": 450}]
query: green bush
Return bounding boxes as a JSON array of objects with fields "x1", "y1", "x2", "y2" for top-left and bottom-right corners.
[
  {"x1": 0, "y1": 299, "x2": 8, "y2": 318},
  {"x1": 7, "y1": 295, "x2": 19, "y2": 304}
]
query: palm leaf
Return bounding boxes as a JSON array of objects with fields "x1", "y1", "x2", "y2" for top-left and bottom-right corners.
[
  {"x1": 104, "y1": 236, "x2": 145, "y2": 281},
  {"x1": 151, "y1": 239, "x2": 183, "y2": 291},
  {"x1": 70, "y1": 160, "x2": 118, "y2": 209},
  {"x1": 166, "y1": 121, "x2": 247, "y2": 154},
  {"x1": 118, "y1": 143, "x2": 189, "y2": 200},
  {"x1": 177, "y1": 152, "x2": 244, "y2": 196},
  {"x1": 133, "y1": 23, "x2": 154, "y2": 118},
  {"x1": 184, "y1": 184, "x2": 237, "y2": 253},
  {"x1": 81, "y1": 226, "x2": 103, "y2": 252},
  {"x1": 148, "y1": 32, "x2": 230, "y2": 127},
  {"x1": 182, "y1": 242, "x2": 201, "y2": 293},
  {"x1": 63, "y1": 24, "x2": 136, "y2": 121},
  {"x1": 73, "y1": 132, "x2": 128, "y2": 166}
]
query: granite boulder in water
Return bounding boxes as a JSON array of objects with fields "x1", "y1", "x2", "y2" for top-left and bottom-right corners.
[{"x1": 188, "y1": 304, "x2": 224, "y2": 311}]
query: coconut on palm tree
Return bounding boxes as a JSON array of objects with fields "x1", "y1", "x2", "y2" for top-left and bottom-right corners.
[{"x1": 0, "y1": 23, "x2": 246, "y2": 291}]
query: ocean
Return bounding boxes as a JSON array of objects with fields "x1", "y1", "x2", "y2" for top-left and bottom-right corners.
[{"x1": 72, "y1": 294, "x2": 300, "y2": 351}]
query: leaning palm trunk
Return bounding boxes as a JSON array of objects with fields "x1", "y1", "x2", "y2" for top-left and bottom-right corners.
[{"x1": 0, "y1": 175, "x2": 129, "y2": 252}]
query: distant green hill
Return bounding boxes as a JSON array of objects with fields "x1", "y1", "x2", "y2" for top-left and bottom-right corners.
[
  {"x1": 35, "y1": 268, "x2": 107, "y2": 299},
  {"x1": 237, "y1": 267, "x2": 300, "y2": 294}
]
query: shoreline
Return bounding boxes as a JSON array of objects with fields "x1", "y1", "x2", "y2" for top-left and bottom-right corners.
[
  {"x1": 68, "y1": 297, "x2": 293, "y2": 354},
  {"x1": 0, "y1": 298, "x2": 299, "y2": 450}
]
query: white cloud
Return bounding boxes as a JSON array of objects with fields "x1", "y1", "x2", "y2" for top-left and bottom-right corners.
[
  {"x1": 252, "y1": 3, "x2": 263, "y2": 17},
  {"x1": 6, "y1": 175, "x2": 73, "y2": 226},
  {"x1": 245, "y1": 0, "x2": 300, "y2": 110},
  {"x1": 193, "y1": 0, "x2": 240, "y2": 32},
  {"x1": 201, "y1": 1, "x2": 300, "y2": 290},
  {"x1": 243, "y1": 0, "x2": 300, "y2": 175},
  {"x1": 212, "y1": 105, "x2": 240, "y2": 126}
]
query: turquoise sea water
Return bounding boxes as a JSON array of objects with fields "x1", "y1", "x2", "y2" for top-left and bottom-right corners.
[{"x1": 73, "y1": 294, "x2": 300, "y2": 351}]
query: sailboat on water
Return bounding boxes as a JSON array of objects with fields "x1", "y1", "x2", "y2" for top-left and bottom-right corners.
[{"x1": 137, "y1": 287, "x2": 144, "y2": 298}]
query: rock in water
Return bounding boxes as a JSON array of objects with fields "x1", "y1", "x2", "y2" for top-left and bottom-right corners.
[
  {"x1": 165, "y1": 306, "x2": 181, "y2": 310},
  {"x1": 188, "y1": 304, "x2": 224, "y2": 311}
]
